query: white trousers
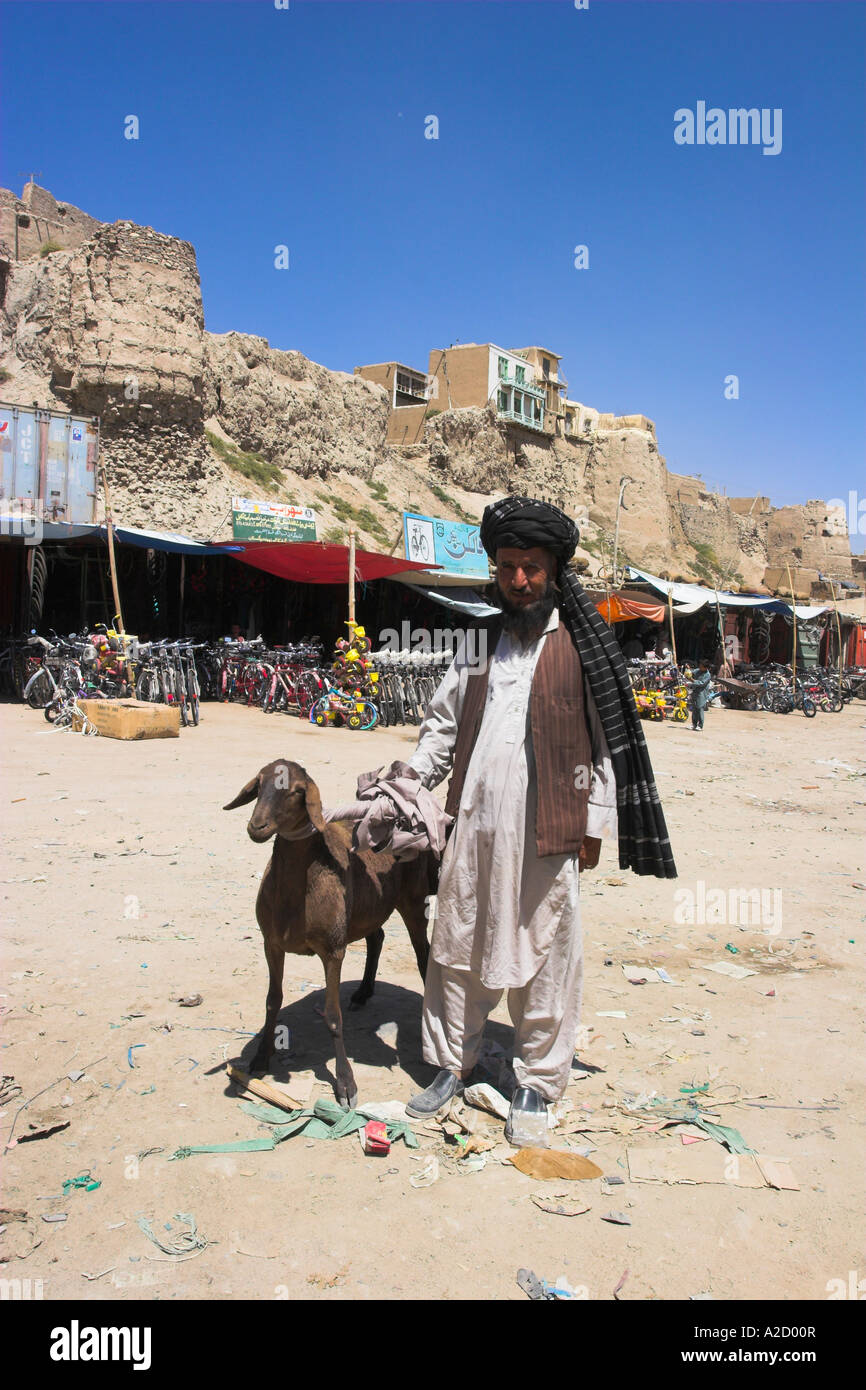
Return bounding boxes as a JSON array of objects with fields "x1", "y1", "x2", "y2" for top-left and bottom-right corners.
[{"x1": 420, "y1": 912, "x2": 583, "y2": 1103}]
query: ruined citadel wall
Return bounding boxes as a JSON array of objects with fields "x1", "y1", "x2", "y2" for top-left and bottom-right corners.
[{"x1": 0, "y1": 182, "x2": 855, "y2": 587}]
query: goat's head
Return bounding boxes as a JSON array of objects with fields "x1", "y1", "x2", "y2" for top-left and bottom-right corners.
[{"x1": 223, "y1": 760, "x2": 326, "y2": 843}]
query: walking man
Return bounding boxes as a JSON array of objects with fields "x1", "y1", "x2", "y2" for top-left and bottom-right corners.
[
  {"x1": 404, "y1": 496, "x2": 676, "y2": 1142},
  {"x1": 690, "y1": 662, "x2": 713, "y2": 731}
]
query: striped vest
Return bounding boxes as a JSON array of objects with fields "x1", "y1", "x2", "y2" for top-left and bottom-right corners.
[{"x1": 444, "y1": 616, "x2": 592, "y2": 857}]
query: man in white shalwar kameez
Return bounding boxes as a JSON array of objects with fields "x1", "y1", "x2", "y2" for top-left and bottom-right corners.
[{"x1": 404, "y1": 510, "x2": 618, "y2": 1140}]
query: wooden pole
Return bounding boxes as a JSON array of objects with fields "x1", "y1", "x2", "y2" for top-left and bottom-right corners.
[
  {"x1": 785, "y1": 562, "x2": 798, "y2": 689},
  {"x1": 100, "y1": 461, "x2": 125, "y2": 634},
  {"x1": 713, "y1": 587, "x2": 724, "y2": 669},
  {"x1": 347, "y1": 523, "x2": 356, "y2": 626},
  {"x1": 668, "y1": 586, "x2": 677, "y2": 666},
  {"x1": 829, "y1": 578, "x2": 844, "y2": 687}
]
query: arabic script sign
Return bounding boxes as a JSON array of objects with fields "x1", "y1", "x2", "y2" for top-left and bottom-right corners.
[
  {"x1": 402, "y1": 512, "x2": 488, "y2": 578},
  {"x1": 231, "y1": 496, "x2": 317, "y2": 542}
]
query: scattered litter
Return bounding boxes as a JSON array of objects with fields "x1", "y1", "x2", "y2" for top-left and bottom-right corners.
[
  {"x1": 3, "y1": 1055, "x2": 107, "y2": 1148},
  {"x1": 700, "y1": 961, "x2": 758, "y2": 980},
  {"x1": 530, "y1": 1191, "x2": 591, "y2": 1217},
  {"x1": 237, "y1": 1097, "x2": 420, "y2": 1147},
  {"x1": 463, "y1": 1082, "x2": 510, "y2": 1120},
  {"x1": 596, "y1": 1010, "x2": 627, "y2": 1019},
  {"x1": 409, "y1": 1155, "x2": 439, "y2": 1188},
  {"x1": 228, "y1": 1066, "x2": 298, "y2": 1112},
  {"x1": 516, "y1": 1268, "x2": 587, "y2": 1300},
  {"x1": 127, "y1": 1045, "x2": 145, "y2": 1068},
  {"x1": 459, "y1": 1152, "x2": 487, "y2": 1173},
  {"x1": 754, "y1": 1155, "x2": 800, "y2": 1190},
  {"x1": 41, "y1": 1213, "x2": 68, "y2": 1223},
  {"x1": 458, "y1": 1133, "x2": 495, "y2": 1155},
  {"x1": 356, "y1": 1099, "x2": 409, "y2": 1124},
  {"x1": 363, "y1": 1121, "x2": 390, "y2": 1156},
  {"x1": 656, "y1": 968, "x2": 674, "y2": 983},
  {"x1": 744, "y1": 1101, "x2": 839, "y2": 1112},
  {"x1": 0, "y1": 1207, "x2": 28, "y2": 1223},
  {"x1": 724, "y1": 944, "x2": 739, "y2": 954},
  {"x1": 62, "y1": 1172, "x2": 101, "y2": 1194},
  {"x1": 601, "y1": 1211, "x2": 632, "y2": 1225},
  {"x1": 622, "y1": 964, "x2": 670, "y2": 984},
  {"x1": 169, "y1": 1137, "x2": 277, "y2": 1159},
  {"x1": 691, "y1": 1117, "x2": 753, "y2": 1154},
  {"x1": 81, "y1": 1267, "x2": 116, "y2": 1282},
  {"x1": 136, "y1": 1211, "x2": 209, "y2": 1256},
  {"x1": 508, "y1": 1148, "x2": 602, "y2": 1181},
  {"x1": 691, "y1": 1292, "x2": 715, "y2": 1301},
  {"x1": 613, "y1": 1269, "x2": 630, "y2": 1300},
  {"x1": 627, "y1": 1146, "x2": 794, "y2": 1189},
  {"x1": 516, "y1": 1268, "x2": 547, "y2": 1301},
  {"x1": 18, "y1": 1113, "x2": 70, "y2": 1143},
  {"x1": 172, "y1": 994, "x2": 203, "y2": 1008},
  {"x1": 67, "y1": 1070, "x2": 84, "y2": 1083}
]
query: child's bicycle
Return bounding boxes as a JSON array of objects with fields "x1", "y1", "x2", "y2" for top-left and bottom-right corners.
[
  {"x1": 634, "y1": 688, "x2": 666, "y2": 720},
  {"x1": 309, "y1": 681, "x2": 378, "y2": 730},
  {"x1": 661, "y1": 684, "x2": 689, "y2": 722}
]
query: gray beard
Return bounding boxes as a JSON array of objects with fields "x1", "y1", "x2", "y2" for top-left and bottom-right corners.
[{"x1": 495, "y1": 580, "x2": 559, "y2": 644}]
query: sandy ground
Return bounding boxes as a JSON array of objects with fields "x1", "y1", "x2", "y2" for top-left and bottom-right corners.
[{"x1": 1, "y1": 697, "x2": 864, "y2": 1303}]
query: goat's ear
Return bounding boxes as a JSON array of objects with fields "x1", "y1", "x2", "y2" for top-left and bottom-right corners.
[
  {"x1": 223, "y1": 774, "x2": 260, "y2": 811},
  {"x1": 303, "y1": 777, "x2": 326, "y2": 832}
]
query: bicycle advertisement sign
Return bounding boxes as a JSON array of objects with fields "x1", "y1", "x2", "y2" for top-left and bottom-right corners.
[
  {"x1": 231, "y1": 496, "x2": 318, "y2": 543},
  {"x1": 402, "y1": 511, "x2": 488, "y2": 578}
]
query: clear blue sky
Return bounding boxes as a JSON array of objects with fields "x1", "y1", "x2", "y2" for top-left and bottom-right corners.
[{"x1": 2, "y1": 0, "x2": 863, "y2": 537}]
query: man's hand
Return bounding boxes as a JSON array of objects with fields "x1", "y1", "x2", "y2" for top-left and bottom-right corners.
[{"x1": 578, "y1": 836, "x2": 601, "y2": 873}]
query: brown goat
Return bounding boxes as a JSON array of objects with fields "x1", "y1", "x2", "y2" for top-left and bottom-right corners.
[{"x1": 224, "y1": 759, "x2": 433, "y2": 1109}]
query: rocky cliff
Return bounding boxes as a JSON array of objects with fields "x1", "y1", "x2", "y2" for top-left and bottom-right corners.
[{"x1": 0, "y1": 183, "x2": 855, "y2": 592}]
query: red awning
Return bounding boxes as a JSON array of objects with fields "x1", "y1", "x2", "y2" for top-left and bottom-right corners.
[{"x1": 216, "y1": 540, "x2": 440, "y2": 585}]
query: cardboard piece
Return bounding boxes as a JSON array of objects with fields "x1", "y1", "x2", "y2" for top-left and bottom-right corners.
[
  {"x1": 627, "y1": 1145, "x2": 796, "y2": 1189},
  {"x1": 754, "y1": 1155, "x2": 800, "y2": 1191},
  {"x1": 74, "y1": 698, "x2": 180, "y2": 740},
  {"x1": 509, "y1": 1148, "x2": 603, "y2": 1181},
  {"x1": 699, "y1": 961, "x2": 758, "y2": 980}
]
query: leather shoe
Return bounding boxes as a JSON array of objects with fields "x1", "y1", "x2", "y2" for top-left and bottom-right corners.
[{"x1": 406, "y1": 1069, "x2": 463, "y2": 1118}]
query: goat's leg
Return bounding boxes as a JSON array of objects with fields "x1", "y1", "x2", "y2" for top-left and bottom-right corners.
[
  {"x1": 350, "y1": 926, "x2": 384, "y2": 1009},
  {"x1": 322, "y1": 950, "x2": 357, "y2": 1110},
  {"x1": 398, "y1": 901, "x2": 431, "y2": 983},
  {"x1": 251, "y1": 937, "x2": 285, "y2": 1073}
]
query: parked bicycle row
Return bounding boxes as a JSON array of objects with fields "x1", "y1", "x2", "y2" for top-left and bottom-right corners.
[{"x1": 9, "y1": 627, "x2": 864, "y2": 733}]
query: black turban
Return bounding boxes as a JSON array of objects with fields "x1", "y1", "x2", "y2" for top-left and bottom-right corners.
[{"x1": 480, "y1": 495, "x2": 578, "y2": 567}]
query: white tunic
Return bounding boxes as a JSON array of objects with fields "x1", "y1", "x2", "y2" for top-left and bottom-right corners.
[{"x1": 409, "y1": 610, "x2": 618, "y2": 989}]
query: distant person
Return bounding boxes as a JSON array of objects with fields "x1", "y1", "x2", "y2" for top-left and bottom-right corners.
[
  {"x1": 690, "y1": 662, "x2": 713, "y2": 731},
  {"x1": 621, "y1": 635, "x2": 644, "y2": 661}
]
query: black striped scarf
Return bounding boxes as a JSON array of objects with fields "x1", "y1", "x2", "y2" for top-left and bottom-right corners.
[{"x1": 481, "y1": 495, "x2": 677, "y2": 879}]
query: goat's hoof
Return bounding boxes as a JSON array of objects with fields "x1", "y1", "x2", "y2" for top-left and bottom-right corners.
[{"x1": 337, "y1": 1088, "x2": 358, "y2": 1111}]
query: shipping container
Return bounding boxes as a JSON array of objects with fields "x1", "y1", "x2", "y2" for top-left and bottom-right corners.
[{"x1": 0, "y1": 403, "x2": 99, "y2": 524}]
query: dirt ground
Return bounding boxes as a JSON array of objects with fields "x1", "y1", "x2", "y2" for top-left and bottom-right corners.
[{"x1": 1, "y1": 697, "x2": 864, "y2": 1303}]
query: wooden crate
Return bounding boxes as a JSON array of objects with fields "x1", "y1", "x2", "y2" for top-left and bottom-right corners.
[{"x1": 74, "y1": 698, "x2": 181, "y2": 740}]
